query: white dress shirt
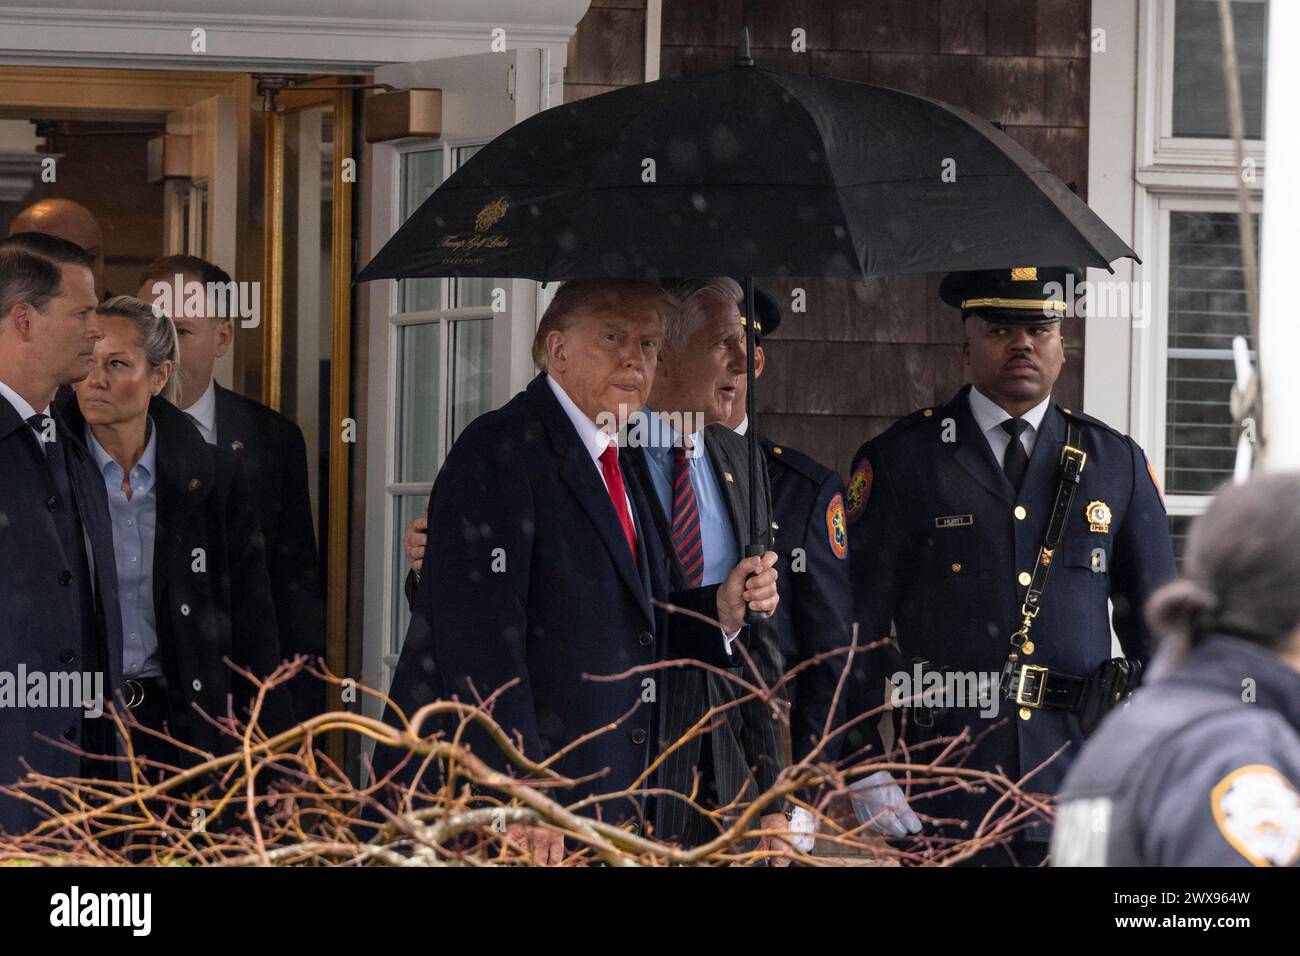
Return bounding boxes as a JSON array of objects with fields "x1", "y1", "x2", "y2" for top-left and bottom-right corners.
[
  {"x1": 0, "y1": 378, "x2": 49, "y2": 451},
  {"x1": 183, "y1": 377, "x2": 218, "y2": 445},
  {"x1": 545, "y1": 374, "x2": 625, "y2": 501},
  {"x1": 968, "y1": 385, "x2": 1051, "y2": 466}
]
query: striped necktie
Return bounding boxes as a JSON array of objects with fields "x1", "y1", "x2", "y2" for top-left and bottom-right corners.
[{"x1": 671, "y1": 439, "x2": 704, "y2": 587}]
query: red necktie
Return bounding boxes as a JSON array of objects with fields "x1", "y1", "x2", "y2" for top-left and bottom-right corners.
[{"x1": 599, "y1": 444, "x2": 638, "y2": 563}]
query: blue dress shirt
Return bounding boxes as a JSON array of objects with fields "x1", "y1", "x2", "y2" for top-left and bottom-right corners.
[
  {"x1": 87, "y1": 421, "x2": 161, "y2": 679},
  {"x1": 634, "y1": 410, "x2": 738, "y2": 587}
]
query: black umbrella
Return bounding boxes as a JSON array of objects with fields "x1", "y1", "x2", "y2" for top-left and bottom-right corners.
[{"x1": 359, "y1": 33, "x2": 1137, "y2": 616}]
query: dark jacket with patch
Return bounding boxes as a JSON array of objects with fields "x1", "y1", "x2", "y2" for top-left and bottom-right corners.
[
  {"x1": 845, "y1": 384, "x2": 1176, "y2": 843},
  {"x1": 762, "y1": 436, "x2": 852, "y2": 766},
  {"x1": 1054, "y1": 635, "x2": 1300, "y2": 866}
]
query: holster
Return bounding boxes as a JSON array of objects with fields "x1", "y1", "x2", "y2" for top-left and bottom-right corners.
[{"x1": 1078, "y1": 656, "x2": 1143, "y2": 736}]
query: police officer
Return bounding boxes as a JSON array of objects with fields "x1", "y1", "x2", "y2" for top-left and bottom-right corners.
[
  {"x1": 1055, "y1": 473, "x2": 1300, "y2": 867},
  {"x1": 725, "y1": 284, "x2": 855, "y2": 850},
  {"x1": 844, "y1": 266, "x2": 1176, "y2": 865}
]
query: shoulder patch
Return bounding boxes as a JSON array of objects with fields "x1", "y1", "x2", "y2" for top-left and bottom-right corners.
[
  {"x1": 1210, "y1": 764, "x2": 1300, "y2": 866},
  {"x1": 826, "y1": 493, "x2": 848, "y2": 559},
  {"x1": 1146, "y1": 458, "x2": 1165, "y2": 505},
  {"x1": 846, "y1": 458, "x2": 873, "y2": 524}
]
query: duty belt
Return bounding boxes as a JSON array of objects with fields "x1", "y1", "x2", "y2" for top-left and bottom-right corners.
[
  {"x1": 1006, "y1": 662, "x2": 1088, "y2": 712},
  {"x1": 908, "y1": 658, "x2": 1088, "y2": 724}
]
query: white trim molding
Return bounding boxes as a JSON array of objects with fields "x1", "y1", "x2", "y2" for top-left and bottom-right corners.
[
  {"x1": 1258, "y1": 0, "x2": 1300, "y2": 468},
  {"x1": 1090, "y1": 0, "x2": 1266, "y2": 484},
  {"x1": 1085, "y1": 0, "x2": 1142, "y2": 431},
  {"x1": 0, "y1": 1, "x2": 589, "y2": 72}
]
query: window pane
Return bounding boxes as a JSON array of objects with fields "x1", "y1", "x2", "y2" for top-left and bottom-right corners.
[
  {"x1": 450, "y1": 318, "x2": 493, "y2": 443},
  {"x1": 1172, "y1": 0, "x2": 1268, "y2": 139},
  {"x1": 1165, "y1": 211, "x2": 1257, "y2": 495},
  {"x1": 454, "y1": 276, "x2": 499, "y2": 309},
  {"x1": 1169, "y1": 514, "x2": 1196, "y2": 569},
  {"x1": 391, "y1": 493, "x2": 429, "y2": 657},
  {"x1": 398, "y1": 148, "x2": 445, "y2": 313},
  {"x1": 397, "y1": 322, "x2": 441, "y2": 483}
]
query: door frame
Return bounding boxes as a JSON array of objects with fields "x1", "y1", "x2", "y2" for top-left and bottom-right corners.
[
  {"x1": 0, "y1": 2, "x2": 588, "y2": 75},
  {"x1": 361, "y1": 49, "x2": 554, "y2": 719}
]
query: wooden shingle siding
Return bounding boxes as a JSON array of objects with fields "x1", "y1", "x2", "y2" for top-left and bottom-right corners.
[
  {"x1": 655, "y1": 0, "x2": 1093, "y2": 476},
  {"x1": 565, "y1": 0, "x2": 648, "y2": 102},
  {"x1": 564, "y1": 0, "x2": 1093, "y2": 475}
]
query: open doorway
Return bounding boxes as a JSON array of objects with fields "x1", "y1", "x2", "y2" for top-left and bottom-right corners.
[{"x1": 0, "y1": 66, "x2": 346, "y2": 692}]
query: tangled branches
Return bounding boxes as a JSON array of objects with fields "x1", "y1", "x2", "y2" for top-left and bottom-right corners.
[{"x1": 0, "y1": 653, "x2": 1056, "y2": 866}]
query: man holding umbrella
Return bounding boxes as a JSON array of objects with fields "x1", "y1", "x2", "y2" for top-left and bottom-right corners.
[
  {"x1": 618, "y1": 276, "x2": 792, "y2": 854},
  {"x1": 844, "y1": 266, "x2": 1176, "y2": 864}
]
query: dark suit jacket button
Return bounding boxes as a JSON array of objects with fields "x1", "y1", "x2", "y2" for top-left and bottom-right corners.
[
  {"x1": 60, "y1": 650, "x2": 76, "y2": 664},
  {"x1": 631, "y1": 729, "x2": 647, "y2": 745},
  {"x1": 62, "y1": 726, "x2": 77, "y2": 740},
  {"x1": 58, "y1": 570, "x2": 72, "y2": 585},
  {"x1": 638, "y1": 631, "x2": 653, "y2": 646},
  {"x1": 46, "y1": 496, "x2": 56, "y2": 511}
]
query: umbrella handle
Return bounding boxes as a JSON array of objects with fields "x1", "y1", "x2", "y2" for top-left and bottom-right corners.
[
  {"x1": 743, "y1": 542, "x2": 771, "y2": 624},
  {"x1": 742, "y1": 274, "x2": 770, "y2": 625}
]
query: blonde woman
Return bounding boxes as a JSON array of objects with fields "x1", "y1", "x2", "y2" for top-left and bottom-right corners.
[{"x1": 62, "y1": 296, "x2": 291, "y2": 776}]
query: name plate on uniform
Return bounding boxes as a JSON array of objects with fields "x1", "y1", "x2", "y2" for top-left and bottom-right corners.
[{"x1": 934, "y1": 514, "x2": 974, "y2": 529}]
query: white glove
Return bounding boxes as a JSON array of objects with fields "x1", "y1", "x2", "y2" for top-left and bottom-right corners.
[
  {"x1": 788, "y1": 806, "x2": 816, "y2": 853},
  {"x1": 849, "y1": 770, "x2": 923, "y2": 837}
]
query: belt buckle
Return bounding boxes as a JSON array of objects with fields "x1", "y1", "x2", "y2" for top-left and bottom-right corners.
[
  {"x1": 1014, "y1": 664, "x2": 1049, "y2": 709},
  {"x1": 124, "y1": 678, "x2": 144, "y2": 710}
]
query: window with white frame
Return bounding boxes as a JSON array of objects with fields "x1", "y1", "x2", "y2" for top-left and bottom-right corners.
[
  {"x1": 387, "y1": 143, "x2": 496, "y2": 652},
  {"x1": 1138, "y1": 0, "x2": 1267, "y2": 561}
]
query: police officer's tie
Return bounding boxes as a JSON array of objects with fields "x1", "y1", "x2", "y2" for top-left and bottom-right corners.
[
  {"x1": 1001, "y1": 418, "x2": 1030, "y2": 491},
  {"x1": 671, "y1": 440, "x2": 704, "y2": 587}
]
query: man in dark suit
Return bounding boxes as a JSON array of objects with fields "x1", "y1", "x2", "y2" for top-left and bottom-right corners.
[
  {"x1": 722, "y1": 284, "x2": 854, "y2": 851},
  {"x1": 618, "y1": 276, "x2": 792, "y2": 855},
  {"x1": 374, "y1": 279, "x2": 780, "y2": 862},
  {"x1": 138, "y1": 256, "x2": 325, "y2": 722},
  {"x1": 0, "y1": 234, "x2": 125, "y2": 834},
  {"x1": 844, "y1": 266, "x2": 1177, "y2": 864}
]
